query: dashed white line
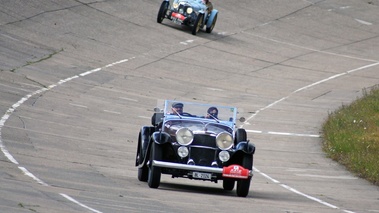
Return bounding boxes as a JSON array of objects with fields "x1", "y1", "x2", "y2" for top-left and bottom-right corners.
[
  {"x1": 246, "y1": 129, "x2": 320, "y2": 138},
  {"x1": 355, "y1": 19, "x2": 373, "y2": 25},
  {"x1": 296, "y1": 174, "x2": 358, "y2": 179},
  {"x1": 254, "y1": 167, "x2": 354, "y2": 212},
  {"x1": 60, "y1": 194, "x2": 103, "y2": 213},
  {"x1": 69, "y1": 103, "x2": 88, "y2": 108},
  {"x1": 0, "y1": 57, "x2": 134, "y2": 212},
  {"x1": 119, "y1": 97, "x2": 138, "y2": 102},
  {"x1": 103, "y1": 110, "x2": 121, "y2": 114},
  {"x1": 18, "y1": 167, "x2": 49, "y2": 186}
]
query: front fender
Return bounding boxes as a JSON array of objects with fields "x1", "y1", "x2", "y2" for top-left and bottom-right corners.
[
  {"x1": 206, "y1": 9, "x2": 218, "y2": 28},
  {"x1": 137, "y1": 126, "x2": 155, "y2": 166},
  {"x1": 152, "y1": 131, "x2": 172, "y2": 145},
  {"x1": 139, "y1": 131, "x2": 171, "y2": 167},
  {"x1": 235, "y1": 141, "x2": 256, "y2": 155}
]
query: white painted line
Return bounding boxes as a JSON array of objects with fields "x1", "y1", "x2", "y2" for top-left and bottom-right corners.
[
  {"x1": 119, "y1": 97, "x2": 138, "y2": 102},
  {"x1": 58, "y1": 75, "x2": 79, "y2": 84},
  {"x1": 296, "y1": 174, "x2": 358, "y2": 180},
  {"x1": 206, "y1": 87, "x2": 224, "y2": 91},
  {"x1": 244, "y1": 32, "x2": 379, "y2": 62},
  {"x1": 103, "y1": 110, "x2": 121, "y2": 115},
  {"x1": 18, "y1": 167, "x2": 49, "y2": 186},
  {"x1": 69, "y1": 103, "x2": 88, "y2": 108},
  {"x1": 355, "y1": 19, "x2": 372, "y2": 25},
  {"x1": 245, "y1": 61, "x2": 379, "y2": 123},
  {"x1": 138, "y1": 116, "x2": 151, "y2": 119},
  {"x1": 254, "y1": 167, "x2": 354, "y2": 212},
  {"x1": 0, "y1": 57, "x2": 134, "y2": 212},
  {"x1": 246, "y1": 129, "x2": 320, "y2": 138},
  {"x1": 280, "y1": 183, "x2": 339, "y2": 209},
  {"x1": 60, "y1": 193, "x2": 103, "y2": 213}
]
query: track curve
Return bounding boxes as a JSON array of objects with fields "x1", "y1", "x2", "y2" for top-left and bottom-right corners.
[{"x1": 1, "y1": 0, "x2": 379, "y2": 212}]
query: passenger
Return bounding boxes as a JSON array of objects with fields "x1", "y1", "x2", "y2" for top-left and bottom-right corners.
[
  {"x1": 205, "y1": 106, "x2": 218, "y2": 119},
  {"x1": 203, "y1": 0, "x2": 213, "y2": 12}
]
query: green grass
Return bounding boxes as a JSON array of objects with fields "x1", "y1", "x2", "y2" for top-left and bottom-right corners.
[{"x1": 322, "y1": 86, "x2": 379, "y2": 185}]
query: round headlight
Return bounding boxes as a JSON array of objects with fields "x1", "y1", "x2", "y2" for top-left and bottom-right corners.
[
  {"x1": 173, "y1": 3, "x2": 179, "y2": 9},
  {"x1": 178, "y1": 146, "x2": 189, "y2": 158},
  {"x1": 219, "y1": 151, "x2": 230, "y2": 162},
  {"x1": 216, "y1": 132, "x2": 233, "y2": 150},
  {"x1": 186, "y1": 7, "x2": 193, "y2": 14},
  {"x1": 176, "y1": 128, "x2": 194, "y2": 145}
]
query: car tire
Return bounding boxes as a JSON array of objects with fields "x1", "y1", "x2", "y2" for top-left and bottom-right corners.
[
  {"x1": 236, "y1": 155, "x2": 252, "y2": 197},
  {"x1": 157, "y1": 1, "x2": 169, "y2": 23},
  {"x1": 148, "y1": 142, "x2": 162, "y2": 188},
  {"x1": 192, "y1": 14, "x2": 204, "y2": 35},
  {"x1": 138, "y1": 165, "x2": 148, "y2": 182},
  {"x1": 223, "y1": 179, "x2": 235, "y2": 191},
  {"x1": 206, "y1": 13, "x2": 217, "y2": 33}
]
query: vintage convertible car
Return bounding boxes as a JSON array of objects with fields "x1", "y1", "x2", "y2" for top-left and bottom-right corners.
[
  {"x1": 135, "y1": 100, "x2": 256, "y2": 197},
  {"x1": 157, "y1": 0, "x2": 218, "y2": 35}
]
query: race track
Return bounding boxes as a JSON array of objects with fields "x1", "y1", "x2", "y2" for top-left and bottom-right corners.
[{"x1": 1, "y1": 0, "x2": 379, "y2": 212}]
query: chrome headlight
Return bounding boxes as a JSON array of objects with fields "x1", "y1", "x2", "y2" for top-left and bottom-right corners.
[
  {"x1": 219, "y1": 151, "x2": 230, "y2": 162},
  {"x1": 186, "y1": 7, "x2": 193, "y2": 14},
  {"x1": 216, "y1": 132, "x2": 233, "y2": 150},
  {"x1": 173, "y1": 3, "x2": 179, "y2": 9},
  {"x1": 178, "y1": 146, "x2": 189, "y2": 158},
  {"x1": 176, "y1": 128, "x2": 194, "y2": 145}
]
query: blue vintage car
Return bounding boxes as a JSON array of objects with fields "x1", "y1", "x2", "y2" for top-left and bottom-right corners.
[
  {"x1": 135, "y1": 100, "x2": 256, "y2": 197},
  {"x1": 157, "y1": 0, "x2": 218, "y2": 35}
]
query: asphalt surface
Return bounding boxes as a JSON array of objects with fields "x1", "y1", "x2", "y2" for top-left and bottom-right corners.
[{"x1": 1, "y1": 0, "x2": 379, "y2": 212}]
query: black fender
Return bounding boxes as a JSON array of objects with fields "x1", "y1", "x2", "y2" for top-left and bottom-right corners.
[
  {"x1": 140, "y1": 131, "x2": 172, "y2": 167},
  {"x1": 235, "y1": 141, "x2": 256, "y2": 155},
  {"x1": 136, "y1": 126, "x2": 155, "y2": 166}
]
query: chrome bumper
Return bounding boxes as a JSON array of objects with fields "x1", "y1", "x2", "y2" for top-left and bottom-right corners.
[{"x1": 152, "y1": 160, "x2": 253, "y2": 177}]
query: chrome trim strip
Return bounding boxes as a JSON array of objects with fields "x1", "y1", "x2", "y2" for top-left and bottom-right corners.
[{"x1": 152, "y1": 160, "x2": 253, "y2": 176}]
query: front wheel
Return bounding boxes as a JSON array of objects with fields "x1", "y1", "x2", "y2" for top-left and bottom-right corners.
[
  {"x1": 148, "y1": 142, "x2": 162, "y2": 188},
  {"x1": 192, "y1": 14, "x2": 204, "y2": 35},
  {"x1": 138, "y1": 165, "x2": 148, "y2": 182},
  {"x1": 206, "y1": 13, "x2": 217, "y2": 33},
  {"x1": 157, "y1": 1, "x2": 169, "y2": 23},
  {"x1": 223, "y1": 179, "x2": 235, "y2": 191},
  {"x1": 236, "y1": 155, "x2": 252, "y2": 197}
]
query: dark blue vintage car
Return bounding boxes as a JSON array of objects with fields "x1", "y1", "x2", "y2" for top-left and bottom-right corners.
[
  {"x1": 157, "y1": 0, "x2": 218, "y2": 35},
  {"x1": 135, "y1": 100, "x2": 256, "y2": 197}
]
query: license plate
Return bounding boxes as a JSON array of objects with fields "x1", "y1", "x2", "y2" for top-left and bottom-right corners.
[
  {"x1": 172, "y1": 18, "x2": 182, "y2": 25},
  {"x1": 192, "y1": 172, "x2": 212, "y2": 180}
]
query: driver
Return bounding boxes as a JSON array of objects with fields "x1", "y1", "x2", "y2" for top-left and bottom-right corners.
[{"x1": 171, "y1": 102, "x2": 184, "y2": 115}]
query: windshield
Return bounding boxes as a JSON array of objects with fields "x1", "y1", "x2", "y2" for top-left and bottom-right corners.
[
  {"x1": 164, "y1": 120, "x2": 233, "y2": 135},
  {"x1": 162, "y1": 100, "x2": 237, "y2": 123}
]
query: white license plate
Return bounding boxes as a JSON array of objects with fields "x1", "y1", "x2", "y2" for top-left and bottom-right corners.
[
  {"x1": 172, "y1": 18, "x2": 182, "y2": 25},
  {"x1": 192, "y1": 172, "x2": 212, "y2": 180}
]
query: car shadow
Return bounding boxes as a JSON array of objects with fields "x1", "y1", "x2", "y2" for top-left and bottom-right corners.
[
  {"x1": 157, "y1": 181, "x2": 255, "y2": 198},
  {"x1": 159, "y1": 22, "x2": 225, "y2": 39}
]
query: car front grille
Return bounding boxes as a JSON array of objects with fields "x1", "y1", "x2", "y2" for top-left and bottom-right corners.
[
  {"x1": 192, "y1": 134, "x2": 216, "y2": 147},
  {"x1": 188, "y1": 134, "x2": 218, "y2": 166},
  {"x1": 189, "y1": 147, "x2": 216, "y2": 166}
]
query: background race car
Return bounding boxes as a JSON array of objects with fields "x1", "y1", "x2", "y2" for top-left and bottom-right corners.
[{"x1": 157, "y1": 0, "x2": 218, "y2": 35}]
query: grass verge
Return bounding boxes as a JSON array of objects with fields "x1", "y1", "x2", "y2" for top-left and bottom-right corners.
[{"x1": 322, "y1": 85, "x2": 379, "y2": 185}]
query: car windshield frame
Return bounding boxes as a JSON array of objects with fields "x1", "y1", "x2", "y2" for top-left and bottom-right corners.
[{"x1": 161, "y1": 100, "x2": 237, "y2": 125}]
